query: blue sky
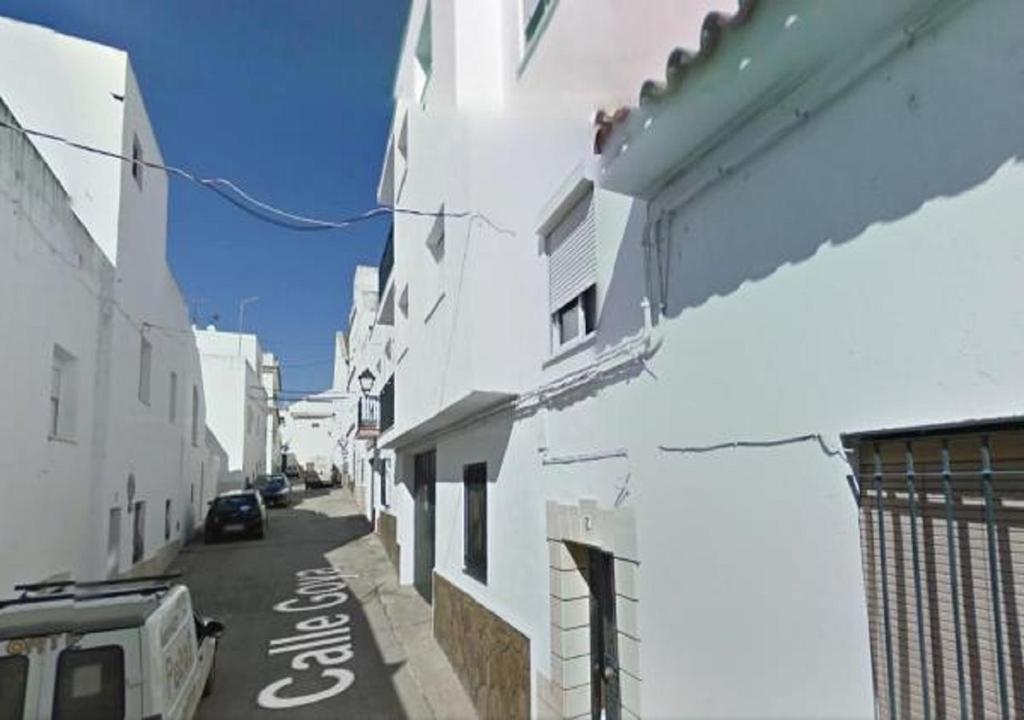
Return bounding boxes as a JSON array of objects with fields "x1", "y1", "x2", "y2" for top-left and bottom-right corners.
[{"x1": 0, "y1": 0, "x2": 408, "y2": 394}]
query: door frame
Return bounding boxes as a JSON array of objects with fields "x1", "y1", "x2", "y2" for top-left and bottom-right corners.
[{"x1": 545, "y1": 499, "x2": 640, "y2": 719}]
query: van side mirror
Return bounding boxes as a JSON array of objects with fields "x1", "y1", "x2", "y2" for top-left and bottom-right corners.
[{"x1": 202, "y1": 619, "x2": 225, "y2": 639}]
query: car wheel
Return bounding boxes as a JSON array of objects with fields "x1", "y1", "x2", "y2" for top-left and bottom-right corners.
[
  {"x1": 203, "y1": 652, "x2": 216, "y2": 698},
  {"x1": 204, "y1": 532, "x2": 215, "y2": 544}
]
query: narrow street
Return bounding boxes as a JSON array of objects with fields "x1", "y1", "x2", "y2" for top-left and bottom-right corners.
[{"x1": 171, "y1": 486, "x2": 470, "y2": 720}]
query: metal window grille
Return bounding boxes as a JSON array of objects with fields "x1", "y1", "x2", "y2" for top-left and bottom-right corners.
[{"x1": 848, "y1": 421, "x2": 1024, "y2": 719}]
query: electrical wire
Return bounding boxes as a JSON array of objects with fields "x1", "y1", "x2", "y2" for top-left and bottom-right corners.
[
  {"x1": 0, "y1": 118, "x2": 499, "y2": 232},
  {"x1": 658, "y1": 433, "x2": 847, "y2": 458}
]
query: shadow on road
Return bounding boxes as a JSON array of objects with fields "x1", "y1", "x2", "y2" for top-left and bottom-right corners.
[{"x1": 174, "y1": 498, "x2": 408, "y2": 719}]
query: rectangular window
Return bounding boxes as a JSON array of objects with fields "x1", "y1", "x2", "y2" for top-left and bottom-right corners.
[
  {"x1": 50, "y1": 364, "x2": 60, "y2": 438},
  {"x1": 138, "y1": 336, "x2": 152, "y2": 405},
  {"x1": 49, "y1": 345, "x2": 77, "y2": 441},
  {"x1": 131, "y1": 135, "x2": 143, "y2": 188},
  {"x1": 0, "y1": 656, "x2": 28, "y2": 720},
  {"x1": 191, "y1": 385, "x2": 199, "y2": 446},
  {"x1": 545, "y1": 189, "x2": 597, "y2": 350},
  {"x1": 413, "y1": 2, "x2": 433, "y2": 102},
  {"x1": 105, "y1": 508, "x2": 121, "y2": 578},
  {"x1": 132, "y1": 501, "x2": 145, "y2": 564},
  {"x1": 53, "y1": 646, "x2": 124, "y2": 720},
  {"x1": 169, "y1": 371, "x2": 178, "y2": 422},
  {"x1": 553, "y1": 284, "x2": 596, "y2": 347},
  {"x1": 427, "y1": 207, "x2": 445, "y2": 260},
  {"x1": 844, "y1": 418, "x2": 1024, "y2": 717},
  {"x1": 164, "y1": 499, "x2": 171, "y2": 540},
  {"x1": 521, "y1": 0, "x2": 557, "y2": 66},
  {"x1": 463, "y1": 462, "x2": 487, "y2": 582}
]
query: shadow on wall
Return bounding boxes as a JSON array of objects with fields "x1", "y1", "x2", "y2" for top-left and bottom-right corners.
[
  {"x1": 594, "y1": 198, "x2": 651, "y2": 354},
  {"x1": 658, "y1": 3, "x2": 1024, "y2": 319}
]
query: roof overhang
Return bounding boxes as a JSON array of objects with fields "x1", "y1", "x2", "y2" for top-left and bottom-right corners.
[
  {"x1": 379, "y1": 390, "x2": 515, "y2": 450},
  {"x1": 597, "y1": 0, "x2": 966, "y2": 200}
]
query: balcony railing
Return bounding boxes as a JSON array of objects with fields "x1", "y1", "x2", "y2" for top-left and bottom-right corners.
[
  {"x1": 356, "y1": 396, "x2": 380, "y2": 439},
  {"x1": 380, "y1": 375, "x2": 395, "y2": 433},
  {"x1": 379, "y1": 225, "x2": 394, "y2": 299}
]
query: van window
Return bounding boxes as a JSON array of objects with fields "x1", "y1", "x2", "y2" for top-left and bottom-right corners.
[
  {"x1": 53, "y1": 646, "x2": 125, "y2": 720},
  {"x1": 0, "y1": 656, "x2": 28, "y2": 720}
]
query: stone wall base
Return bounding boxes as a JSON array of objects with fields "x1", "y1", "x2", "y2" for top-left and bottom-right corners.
[{"x1": 433, "y1": 573, "x2": 530, "y2": 720}]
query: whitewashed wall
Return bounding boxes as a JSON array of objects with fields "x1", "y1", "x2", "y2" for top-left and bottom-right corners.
[
  {"x1": 194, "y1": 329, "x2": 267, "y2": 489},
  {"x1": 382, "y1": 1, "x2": 732, "y2": 716},
  {"x1": 281, "y1": 400, "x2": 336, "y2": 480},
  {"x1": 0, "y1": 20, "x2": 219, "y2": 583},
  {"x1": 0, "y1": 98, "x2": 115, "y2": 589},
  {"x1": 373, "y1": 0, "x2": 1024, "y2": 717}
]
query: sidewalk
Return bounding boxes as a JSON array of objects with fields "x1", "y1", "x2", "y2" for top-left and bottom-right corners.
[{"x1": 298, "y1": 488, "x2": 477, "y2": 720}]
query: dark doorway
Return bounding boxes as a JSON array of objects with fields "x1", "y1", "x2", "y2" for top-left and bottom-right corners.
[
  {"x1": 589, "y1": 548, "x2": 620, "y2": 720},
  {"x1": 413, "y1": 449, "x2": 436, "y2": 602}
]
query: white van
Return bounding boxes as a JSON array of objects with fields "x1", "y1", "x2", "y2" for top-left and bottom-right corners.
[{"x1": 0, "y1": 576, "x2": 222, "y2": 720}]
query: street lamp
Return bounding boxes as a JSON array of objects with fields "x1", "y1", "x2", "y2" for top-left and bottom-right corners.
[
  {"x1": 237, "y1": 295, "x2": 259, "y2": 354},
  {"x1": 358, "y1": 368, "x2": 376, "y2": 396},
  {"x1": 357, "y1": 367, "x2": 378, "y2": 527}
]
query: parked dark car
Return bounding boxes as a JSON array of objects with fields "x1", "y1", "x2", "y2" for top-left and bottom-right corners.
[
  {"x1": 302, "y1": 467, "x2": 325, "y2": 489},
  {"x1": 254, "y1": 473, "x2": 292, "y2": 507},
  {"x1": 205, "y1": 490, "x2": 267, "y2": 542},
  {"x1": 284, "y1": 464, "x2": 301, "y2": 480}
]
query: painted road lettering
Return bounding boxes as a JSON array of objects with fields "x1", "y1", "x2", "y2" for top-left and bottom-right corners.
[{"x1": 257, "y1": 567, "x2": 357, "y2": 709}]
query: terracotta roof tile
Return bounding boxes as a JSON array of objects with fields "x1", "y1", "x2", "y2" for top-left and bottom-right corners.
[{"x1": 593, "y1": 0, "x2": 760, "y2": 154}]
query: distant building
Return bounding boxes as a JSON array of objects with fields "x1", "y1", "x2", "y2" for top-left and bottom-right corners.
[
  {"x1": 281, "y1": 397, "x2": 336, "y2": 482},
  {"x1": 332, "y1": 265, "x2": 393, "y2": 518},
  {"x1": 194, "y1": 327, "x2": 268, "y2": 489},
  {"x1": 0, "y1": 18, "x2": 222, "y2": 588}
]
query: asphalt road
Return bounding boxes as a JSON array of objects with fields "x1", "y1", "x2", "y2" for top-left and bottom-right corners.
[{"x1": 173, "y1": 488, "x2": 407, "y2": 719}]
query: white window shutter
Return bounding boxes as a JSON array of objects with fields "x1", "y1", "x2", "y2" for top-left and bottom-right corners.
[{"x1": 546, "y1": 192, "x2": 596, "y2": 312}]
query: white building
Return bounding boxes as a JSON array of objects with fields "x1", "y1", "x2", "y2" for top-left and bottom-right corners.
[
  {"x1": 368, "y1": 1, "x2": 1024, "y2": 718},
  {"x1": 281, "y1": 397, "x2": 337, "y2": 482},
  {"x1": 262, "y1": 352, "x2": 283, "y2": 472},
  {"x1": 0, "y1": 18, "x2": 222, "y2": 589},
  {"x1": 334, "y1": 265, "x2": 396, "y2": 519},
  {"x1": 194, "y1": 327, "x2": 268, "y2": 489}
]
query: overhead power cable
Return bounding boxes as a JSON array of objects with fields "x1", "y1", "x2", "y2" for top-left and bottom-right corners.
[{"x1": 0, "y1": 118, "x2": 500, "y2": 232}]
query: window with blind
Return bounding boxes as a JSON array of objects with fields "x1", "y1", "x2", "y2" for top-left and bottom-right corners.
[
  {"x1": 545, "y1": 189, "x2": 597, "y2": 350},
  {"x1": 845, "y1": 419, "x2": 1024, "y2": 719}
]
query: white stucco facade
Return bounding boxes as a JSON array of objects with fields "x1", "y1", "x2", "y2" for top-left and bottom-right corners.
[
  {"x1": 367, "y1": 1, "x2": 1024, "y2": 718},
  {"x1": 194, "y1": 327, "x2": 267, "y2": 489},
  {"x1": 0, "y1": 19, "x2": 223, "y2": 589},
  {"x1": 335, "y1": 265, "x2": 396, "y2": 519},
  {"x1": 262, "y1": 352, "x2": 282, "y2": 472},
  {"x1": 281, "y1": 398, "x2": 336, "y2": 481}
]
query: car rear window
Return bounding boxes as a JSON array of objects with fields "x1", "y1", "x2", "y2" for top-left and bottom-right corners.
[
  {"x1": 215, "y1": 495, "x2": 256, "y2": 510},
  {"x1": 0, "y1": 655, "x2": 28, "y2": 720},
  {"x1": 53, "y1": 645, "x2": 125, "y2": 720}
]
